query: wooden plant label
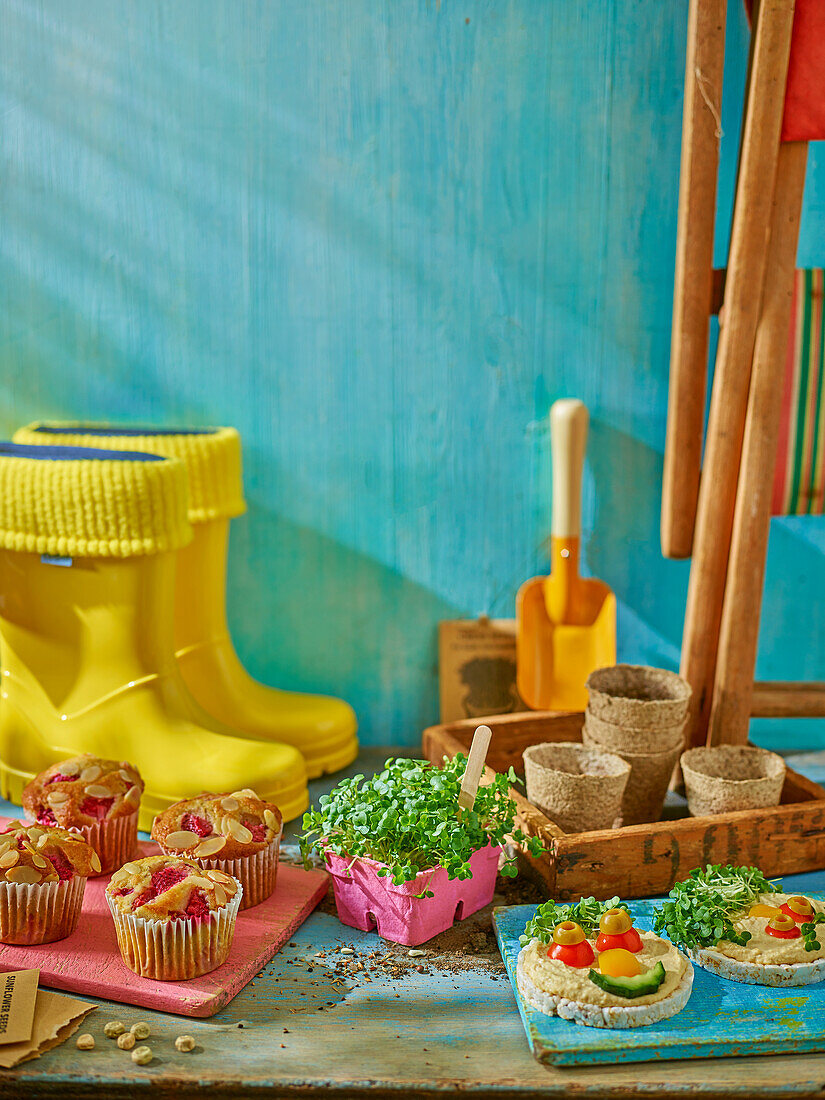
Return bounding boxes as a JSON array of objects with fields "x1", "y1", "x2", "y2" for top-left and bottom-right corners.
[{"x1": 458, "y1": 725, "x2": 493, "y2": 813}]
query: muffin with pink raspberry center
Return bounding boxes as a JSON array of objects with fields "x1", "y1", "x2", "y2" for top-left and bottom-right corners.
[
  {"x1": 106, "y1": 854, "x2": 241, "y2": 980},
  {"x1": 151, "y1": 790, "x2": 281, "y2": 909},
  {"x1": 0, "y1": 821, "x2": 99, "y2": 944},
  {"x1": 23, "y1": 754, "x2": 143, "y2": 875}
]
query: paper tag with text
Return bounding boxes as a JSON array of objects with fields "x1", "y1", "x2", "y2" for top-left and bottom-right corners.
[
  {"x1": 438, "y1": 617, "x2": 525, "y2": 723},
  {"x1": 0, "y1": 969, "x2": 39, "y2": 1045}
]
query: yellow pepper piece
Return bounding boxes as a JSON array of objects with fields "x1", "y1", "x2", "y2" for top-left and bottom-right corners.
[
  {"x1": 598, "y1": 948, "x2": 642, "y2": 978},
  {"x1": 748, "y1": 903, "x2": 782, "y2": 919}
]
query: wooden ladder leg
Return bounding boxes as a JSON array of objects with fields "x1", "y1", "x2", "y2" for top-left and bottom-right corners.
[
  {"x1": 679, "y1": 0, "x2": 796, "y2": 750},
  {"x1": 710, "y1": 142, "x2": 809, "y2": 745},
  {"x1": 662, "y1": 0, "x2": 727, "y2": 560}
]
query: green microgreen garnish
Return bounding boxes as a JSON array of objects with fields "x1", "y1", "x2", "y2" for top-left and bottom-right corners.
[
  {"x1": 300, "y1": 755, "x2": 543, "y2": 890},
  {"x1": 652, "y1": 864, "x2": 779, "y2": 951},
  {"x1": 800, "y1": 912, "x2": 825, "y2": 952},
  {"x1": 518, "y1": 896, "x2": 622, "y2": 947}
]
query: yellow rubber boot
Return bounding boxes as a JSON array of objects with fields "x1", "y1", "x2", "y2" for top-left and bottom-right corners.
[
  {"x1": 14, "y1": 425, "x2": 358, "y2": 778},
  {"x1": 0, "y1": 442, "x2": 308, "y2": 828}
]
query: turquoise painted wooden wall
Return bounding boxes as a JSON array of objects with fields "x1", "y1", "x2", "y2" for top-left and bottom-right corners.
[{"x1": 1, "y1": 1, "x2": 823, "y2": 748}]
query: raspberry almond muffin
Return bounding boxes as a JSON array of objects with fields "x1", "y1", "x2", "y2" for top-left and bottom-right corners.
[
  {"x1": 106, "y1": 854, "x2": 242, "y2": 980},
  {"x1": 151, "y1": 789, "x2": 282, "y2": 910},
  {"x1": 23, "y1": 754, "x2": 143, "y2": 875},
  {"x1": 0, "y1": 821, "x2": 100, "y2": 944}
]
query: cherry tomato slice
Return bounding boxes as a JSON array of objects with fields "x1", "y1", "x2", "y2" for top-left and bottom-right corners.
[
  {"x1": 595, "y1": 927, "x2": 643, "y2": 954},
  {"x1": 548, "y1": 939, "x2": 596, "y2": 968},
  {"x1": 780, "y1": 900, "x2": 814, "y2": 925}
]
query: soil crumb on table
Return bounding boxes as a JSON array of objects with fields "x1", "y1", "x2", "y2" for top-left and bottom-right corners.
[{"x1": 305, "y1": 871, "x2": 546, "y2": 980}]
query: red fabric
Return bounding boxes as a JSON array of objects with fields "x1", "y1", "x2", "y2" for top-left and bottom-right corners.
[{"x1": 744, "y1": 0, "x2": 825, "y2": 142}]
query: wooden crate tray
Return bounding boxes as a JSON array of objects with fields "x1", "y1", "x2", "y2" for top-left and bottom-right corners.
[{"x1": 422, "y1": 711, "x2": 825, "y2": 899}]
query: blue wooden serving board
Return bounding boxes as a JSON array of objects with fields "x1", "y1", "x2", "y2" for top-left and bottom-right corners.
[{"x1": 493, "y1": 897, "x2": 825, "y2": 1067}]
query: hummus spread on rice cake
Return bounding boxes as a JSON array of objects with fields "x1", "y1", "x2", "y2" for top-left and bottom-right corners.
[
  {"x1": 707, "y1": 893, "x2": 825, "y2": 966},
  {"x1": 520, "y1": 931, "x2": 686, "y2": 1008}
]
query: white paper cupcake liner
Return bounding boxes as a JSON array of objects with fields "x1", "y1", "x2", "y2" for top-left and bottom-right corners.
[
  {"x1": 160, "y1": 834, "x2": 281, "y2": 910},
  {"x1": 23, "y1": 808, "x2": 139, "y2": 877},
  {"x1": 77, "y1": 811, "x2": 140, "y2": 876},
  {"x1": 106, "y1": 881, "x2": 243, "y2": 981},
  {"x1": 0, "y1": 875, "x2": 86, "y2": 945}
]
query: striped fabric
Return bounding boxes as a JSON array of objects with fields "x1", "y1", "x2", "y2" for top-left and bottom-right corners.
[{"x1": 772, "y1": 268, "x2": 825, "y2": 516}]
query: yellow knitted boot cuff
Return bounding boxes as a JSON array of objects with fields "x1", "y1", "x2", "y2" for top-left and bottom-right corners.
[
  {"x1": 13, "y1": 426, "x2": 245, "y2": 524},
  {"x1": 0, "y1": 444, "x2": 191, "y2": 558}
]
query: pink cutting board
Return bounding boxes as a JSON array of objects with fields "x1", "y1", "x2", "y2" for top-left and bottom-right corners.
[{"x1": 0, "y1": 821, "x2": 328, "y2": 1017}]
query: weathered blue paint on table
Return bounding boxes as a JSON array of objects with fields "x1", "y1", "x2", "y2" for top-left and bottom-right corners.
[
  {"x1": 495, "y1": 899, "x2": 825, "y2": 1068},
  {"x1": 3, "y1": 750, "x2": 825, "y2": 1096}
]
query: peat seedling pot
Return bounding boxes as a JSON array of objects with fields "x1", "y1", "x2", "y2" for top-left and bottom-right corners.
[{"x1": 324, "y1": 844, "x2": 501, "y2": 947}]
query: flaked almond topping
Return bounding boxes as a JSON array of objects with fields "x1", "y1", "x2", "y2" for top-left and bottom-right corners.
[
  {"x1": 220, "y1": 816, "x2": 233, "y2": 837},
  {"x1": 125, "y1": 785, "x2": 141, "y2": 805},
  {"x1": 194, "y1": 835, "x2": 226, "y2": 858},
  {"x1": 186, "y1": 875, "x2": 216, "y2": 890},
  {"x1": 26, "y1": 828, "x2": 44, "y2": 844},
  {"x1": 90, "y1": 851, "x2": 102, "y2": 873},
  {"x1": 226, "y1": 819, "x2": 253, "y2": 844},
  {"x1": 122, "y1": 861, "x2": 141, "y2": 874},
  {"x1": 84, "y1": 784, "x2": 111, "y2": 798},
  {"x1": 36, "y1": 835, "x2": 49, "y2": 850},
  {"x1": 205, "y1": 869, "x2": 233, "y2": 885},
  {"x1": 230, "y1": 788, "x2": 259, "y2": 801},
  {"x1": 0, "y1": 837, "x2": 13, "y2": 853},
  {"x1": 222, "y1": 878, "x2": 238, "y2": 897},
  {"x1": 118, "y1": 768, "x2": 133, "y2": 783},
  {"x1": 220, "y1": 796, "x2": 239, "y2": 812},
  {"x1": 0, "y1": 850, "x2": 20, "y2": 868},
  {"x1": 47, "y1": 791, "x2": 69, "y2": 805},
  {"x1": 32, "y1": 854, "x2": 48, "y2": 869},
  {"x1": 212, "y1": 883, "x2": 227, "y2": 907},
  {"x1": 264, "y1": 809, "x2": 279, "y2": 830},
  {"x1": 6, "y1": 865, "x2": 41, "y2": 884},
  {"x1": 58, "y1": 766, "x2": 80, "y2": 779},
  {"x1": 80, "y1": 764, "x2": 102, "y2": 783},
  {"x1": 164, "y1": 830, "x2": 200, "y2": 850}
]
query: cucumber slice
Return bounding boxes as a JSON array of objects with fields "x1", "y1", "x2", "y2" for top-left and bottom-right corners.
[{"x1": 588, "y1": 960, "x2": 666, "y2": 999}]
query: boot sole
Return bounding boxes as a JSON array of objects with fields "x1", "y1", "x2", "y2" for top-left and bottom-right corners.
[{"x1": 303, "y1": 733, "x2": 360, "y2": 779}]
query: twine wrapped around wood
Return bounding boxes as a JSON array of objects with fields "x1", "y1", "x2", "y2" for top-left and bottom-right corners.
[
  {"x1": 681, "y1": 746, "x2": 786, "y2": 816},
  {"x1": 586, "y1": 665, "x2": 691, "y2": 730},
  {"x1": 522, "y1": 742, "x2": 630, "y2": 834}
]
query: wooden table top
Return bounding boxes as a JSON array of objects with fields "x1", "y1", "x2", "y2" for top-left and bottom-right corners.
[{"x1": 4, "y1": 748, "x2": 825, "y2": 1099}]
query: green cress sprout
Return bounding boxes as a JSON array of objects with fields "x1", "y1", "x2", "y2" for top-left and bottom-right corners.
[
  {"x1": 519, "y1": 896, "x2": 621, "y2": 947},
  {"x1": 653, "y1": 864, "x2": 779, "y2": 951},
  {"x1": 300, "y1": 755, "x2": 543, "y2": 890},
  {"x1": 800, "y1": 912, "x2": 825, "y2": 952}
]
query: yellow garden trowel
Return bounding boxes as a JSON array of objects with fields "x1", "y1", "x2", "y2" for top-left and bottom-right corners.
[{"x1": 517, "y1": 398, "x2": 616, "y2": 711}]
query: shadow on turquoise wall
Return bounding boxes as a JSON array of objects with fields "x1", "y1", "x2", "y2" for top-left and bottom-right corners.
[{"x1": 1, "y1": 0, "x2": 822, "y2": 747}]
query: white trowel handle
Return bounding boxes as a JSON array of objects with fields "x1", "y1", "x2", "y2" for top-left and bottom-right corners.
[{"x1": 551, "y1": 399, "x2": 589, "y2": 540}]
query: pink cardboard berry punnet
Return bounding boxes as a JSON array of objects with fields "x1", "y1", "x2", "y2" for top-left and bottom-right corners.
[{"x1": 324, "y1": 844, "x2": 501, "y2": 946}]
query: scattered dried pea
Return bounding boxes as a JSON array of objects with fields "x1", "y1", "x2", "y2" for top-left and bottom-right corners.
[
  {"x1": 130, "y1": 1022, "x2": 150, "y2": 1040},
  {"x1": 103, "y1": 1020, "x2": 125, "y2": 1038},
  {"x1": 131, "y1": 1045, "x2": 152, "y2": 1065},
  {"x1": 117, "y1": 1032, "x2": 136, "y2": 1050},
  {"x1": 76, "y1": 1034, "x2": 95, "y2": 1050},
  {"x1": 175, "y1": 1035, "x2": 196, "y2": 1053}
]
